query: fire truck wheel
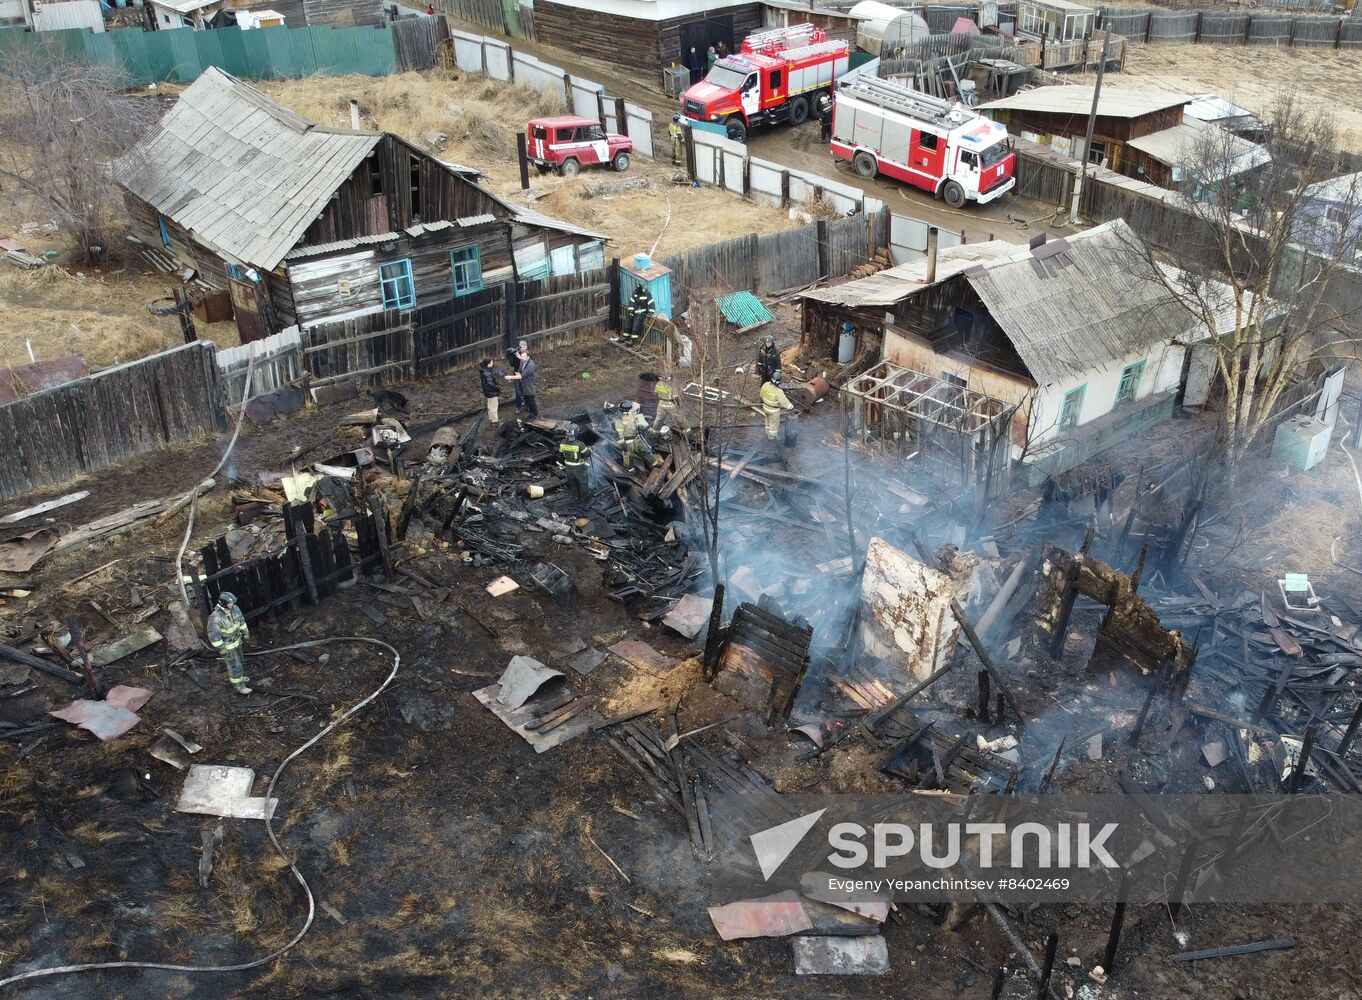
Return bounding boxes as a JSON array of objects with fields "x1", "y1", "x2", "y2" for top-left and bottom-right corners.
[
  {"x1": 852, "y1": 151, "x2": 878, "y2": 179},
  {"x1": 724, "y1": 117, "x2": 748, "y2": 143},
  {"x1": 942, "y1": 180, "x2": 966, "y2": 208},
  {"x1": 612, "y1": 151, "x2": 631, "y2": 172},
  {"x1": 788, "y1": 96, "x2": 810, "y2": 125},
  {"x1": 560, "y1": 158, "x2": 580, "y2": 178}
]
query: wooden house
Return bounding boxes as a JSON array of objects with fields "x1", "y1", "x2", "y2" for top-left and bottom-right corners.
[
  {"x1": 533, "y1": 0, "x2": 764, "y2": 83},
  {"x1": 801, "y1": 221, "x2": 1254, "y2": 482},
  {"x1": 980, "y1": 85, "x2": 1190, "y2": 178},
  {"x1": 118, "y1": 67, "x2": 604, "y2": 343}
]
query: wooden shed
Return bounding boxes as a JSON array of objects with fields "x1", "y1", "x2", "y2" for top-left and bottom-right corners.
[{"x1": 118, "y1": 68, "x2": 604, "y2": 343}]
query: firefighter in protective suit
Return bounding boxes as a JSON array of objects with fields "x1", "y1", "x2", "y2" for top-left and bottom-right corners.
[
  {"x1": 613, "y1": 401, "x2": 661, "y2": 471},
  {"x1": 756, "y1": 334, "x2": 780, "y2": 385},
  {"x1": 624, "y1": 284, "x2": 655, "y2": 343},
  {"x1": 207, "y1": 591, "x2": 252, "y2": 694},
  {"x1": 760, "y1": 370, "x2": 795, "y2": 442},
  {"x1": 654, "y1": 376, "x2": 688, "y2": 432},
  {"x1": 558, "y1": 430, "x2": 593, "y2": 502}
]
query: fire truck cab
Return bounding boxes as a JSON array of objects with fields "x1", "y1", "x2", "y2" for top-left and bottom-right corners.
[
  {"x1": 680, "y1": 24, "x2": 849, "y2": 142},
  {"x1": 527, "y1": 116, "x2": 634, "y2": 177},
  {"x1": 831, "y1": 78, "x2": 1016, "y2": 208}
]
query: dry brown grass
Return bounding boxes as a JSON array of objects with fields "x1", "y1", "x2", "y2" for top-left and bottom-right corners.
[
  {"x1": 70, "y1": 820, "x2": 126, "y2": 846},
  {"x1": 250, "y1": 73, "x2": 796, "y2": 261}
]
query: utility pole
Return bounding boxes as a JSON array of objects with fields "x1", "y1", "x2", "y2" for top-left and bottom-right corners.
[{"x1": 1069, "y1": 29, "x2": 1111, "y2": 226}]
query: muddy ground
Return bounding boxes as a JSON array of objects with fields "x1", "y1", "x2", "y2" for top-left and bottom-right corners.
[{"x1": 3, "y1": 316, "x2": 1362, "y2": 999}]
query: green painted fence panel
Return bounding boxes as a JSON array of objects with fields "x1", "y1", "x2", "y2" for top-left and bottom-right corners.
[
  {"x1": 285, "y1": 25, "x2": 321, "y2": 76},
  {"x1": 0, "y1": 23, "x2": 400, "y2": 84}
]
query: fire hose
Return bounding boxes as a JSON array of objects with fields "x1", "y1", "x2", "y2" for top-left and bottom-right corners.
[{"x1": 0, "y1": 636, "x2": 400, "y2": 991}]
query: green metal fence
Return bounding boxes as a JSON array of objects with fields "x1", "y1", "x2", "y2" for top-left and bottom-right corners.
[{"x1": 0, "y1": 23, "x2": 399, "y2": 84}]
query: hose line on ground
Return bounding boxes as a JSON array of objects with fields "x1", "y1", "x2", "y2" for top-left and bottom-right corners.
[{"x1": 0, "y1": 636, "x2": 400, "y2": 991}]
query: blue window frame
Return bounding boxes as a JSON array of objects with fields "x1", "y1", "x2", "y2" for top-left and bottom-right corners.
[
  {"x1": 158, "y1": 215, "x2": 171, "y2": 248},
  {"x1": 1117, "y1": 360, "x2": 1145, "y2": 404},
  {"x1": 379, "y1": 259, "x2": 415, "y2": 310},
  {"x1": 1059, "y1": 384, "x2": 1085, "y2": 431},
  {"x1": 451, "y1": 246, "x2": 483, "y2": 297}
]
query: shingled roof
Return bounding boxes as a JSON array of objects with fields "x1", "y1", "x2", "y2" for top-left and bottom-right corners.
[{"x1": 118, "y1": 67, "x2": 382, "y2": 271}]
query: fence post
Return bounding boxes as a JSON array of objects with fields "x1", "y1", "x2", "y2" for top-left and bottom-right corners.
[
  {"x1": 505, "y1": 279, "x2": 519, "y2": 351},
  {"x1": 596, "y1": 90, "x2": 607, "y2": 131},
  {"x1": 609, "y1": 257, "x2": 621, "y2": 332},
  {"x1": 615, "y1": 96, "x2": 626, "y2": 132},
  {"x1": 816, "y1": 219, "x2": 830, "y2": 278}
]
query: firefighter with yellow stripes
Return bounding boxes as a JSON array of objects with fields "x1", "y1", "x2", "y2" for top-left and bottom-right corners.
[
  {"x1": 760, "y1": 370, "x2": 794, "y2": 442},
  {"x1": 654, "y1": 376, "x2": 688, "y2": 432},
  {"x1": 207, "y1": 591, "x2": 252, "y2": 695},
  {"x1": 624, "y1": 284, "x2": 655, "y2": 343},
  {"x1": 613, "y1": 401, "x2": 661, "y2": 471},
  {"x1": 558, "y1": 430, "x2": 593, "y2": 502}
]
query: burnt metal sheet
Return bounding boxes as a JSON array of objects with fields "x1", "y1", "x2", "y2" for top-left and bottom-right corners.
[
  {"x1": 792, "y1": 934, "x2": 890, "y2": 975},
  {"x1": 663, "y1": 593, "x2": 714, "y2": 640},
  {"x1": 0, "y1": 529, "x2": 60, "y2": 573},
  {"x1": 0, "y1": 355, "x2": 88, "y2": 403},
  {"x1": 496, "y1": 656, "x2": 562, "y2": 710},
  {"x1": 472, "y1": 681, "x2": 601, "y2": 754},
  {"x1": 103, "y1": 685, "x2": 154, "y2": 712},
  {"x1": 176, "y1": 764, "x2": 278, "y2": 820},
  {"x1": 708, "y1": 891, "x2": 814, "y2": 941},
  {"x1": 49, "y1": 699, "x2": 142, "y2": 741}
]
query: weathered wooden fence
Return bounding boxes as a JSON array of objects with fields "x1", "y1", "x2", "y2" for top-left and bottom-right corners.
[
  {"x1": 244, "y1": 270, "x2": 608, "y2": 390},
  {"x1": 0, "y1": 342, "x2": 226, "y2": 502},
  {"x1": 658, "y1": 211, "x2": 889, "y2": 315},
  {"x1": 197, "y1": 501, "x2": 387, "y2": 622}
]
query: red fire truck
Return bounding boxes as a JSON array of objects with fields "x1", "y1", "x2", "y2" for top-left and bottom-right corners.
[
  {"x1": 680, "y1": 24, "x2": 850, "y2": 142},
  {"x1": 831, "y1": 77, "x2": 1015, "y2": 208}
]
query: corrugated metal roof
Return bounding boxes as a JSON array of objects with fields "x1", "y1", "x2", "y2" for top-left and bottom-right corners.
[
  {"x1": 118, "y1": 67, "x2": 381, "y2": 271},
  {"x1": 980, "y1": 85, "x2": 1191, "y2": 119},
  {"x1": 1127, "y1": 121, "x2": 1269, "y2": 180},
  {"x1": 511, "y1": 205, "x2": 607, "y2": 242},
  {"x1": 1304, "y1": 170, "x2": 1362, "y2": 205},
  {"x1": 963, "y1": 220, "x2": 1198, "y2": 384},
  {"x1": 801, "y1": 242, "x2": 1018, "y2": 309},
  {"x1": 283, "y1": 216, "x2": 499, "y2": 260},
  {"x1": 1184, "y1": 94, "x2": 1256, "y2": 124}
]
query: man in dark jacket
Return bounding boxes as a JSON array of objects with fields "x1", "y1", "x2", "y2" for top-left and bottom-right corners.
[
  {"x1": 756, "y1": 334, "x2": 780, "y2": 385},
  {"x1": 478, "y1": 358, "x2": 502, "y2": 424},
  {"x1": 505, "y1": 339, "x2": 527, "y2": 410},
  {"x1": 624, "y1": 284, "x2": 655, "y2": 343},
  {"x1": 507, "y1": 346, "x2": 539, "y2": 419}
]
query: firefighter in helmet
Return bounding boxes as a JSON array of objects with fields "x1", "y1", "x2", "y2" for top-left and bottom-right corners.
[
  {"x1": 558, "y1": 429, "x2": 593, "y2": 503},
  {"x1": 756, "y1": 334, "x2": 780, "y2": 385},
  {"x1": 759, "y1": 370, "x2": 795, "y2": 442},
  {"x1": 613, "y1": 400, "x2": 661, "y2": 470},
  {"x1": 654, "y1": 374, "x2": 688, "y2": 433},
  {"x1": 624, "y1": 283, "x2": 655, "y2": 344},
  {"x1": 207, "y1": 591, "x2": 251, "y2": 695}
]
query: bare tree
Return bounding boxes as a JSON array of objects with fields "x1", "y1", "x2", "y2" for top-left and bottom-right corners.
[
  {"x1": 682, "y1": 286, "x2": 733, "y2": 589},
  {"x1": 1120, "y1": 95, "x2": 1362, "y2": 480},
  {"x1": 0, "y1": 41, "x2": 160, "y2": 264}
]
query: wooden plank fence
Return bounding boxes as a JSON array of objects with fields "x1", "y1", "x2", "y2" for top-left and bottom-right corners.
[
  {"x1": 245, "y1": 270, "x2": 608, "y2": 392},
  {"x1": 0, "y1": 342, "x2": 227, "y2": 502},
  {"x1": 197, "y1": 501, "x2": 387, "y2": 622}
]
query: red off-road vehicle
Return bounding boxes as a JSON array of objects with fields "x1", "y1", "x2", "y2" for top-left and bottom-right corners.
[{"x1": 526, "y1": 115, "x2": 633, "y2": 176}]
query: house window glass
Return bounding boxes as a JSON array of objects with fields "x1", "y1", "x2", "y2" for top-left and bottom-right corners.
[
  {"x1": 1117, "y1": 360, "x2": 1145, "y2": 404},
  {"x1": 158, "y1": 215, "x2": 171, "y2": 248},
  {"x1": 379, "y1": 259, "x2": 415, "y2": 310},
  {"x1": 451, "y1": 246, "x2": 483, "y2": 297},
  {"x1": 1326, "y1": 204, "x2": 1351, "y2": 226},
  {"x1": 1059, "y1": 384, "x2": 1085, "y2": 430}
]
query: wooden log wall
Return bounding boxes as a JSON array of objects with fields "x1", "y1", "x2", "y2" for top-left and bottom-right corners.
[{"x1": 0, "y1": 342, "x2": 227, "y2": 502}]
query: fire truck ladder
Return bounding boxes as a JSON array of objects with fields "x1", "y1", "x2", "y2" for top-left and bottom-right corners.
[
  {"x1": 842, "y1": 77, "x2": 958, "y2": 126},
  {"x1": 782, "y1": 39, "x2": 851, "y2": 62},
  {"x1": 743, "y1": 23, "x2": 822, "y2": 54}
]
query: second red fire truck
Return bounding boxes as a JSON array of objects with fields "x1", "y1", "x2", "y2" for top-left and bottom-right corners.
[
  {"x1": 680, "y1": 24, "x2": 850, "y2": 142},
  {"x1": 831, "y1": 77, "x2": 1016, "y2": 208}
]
